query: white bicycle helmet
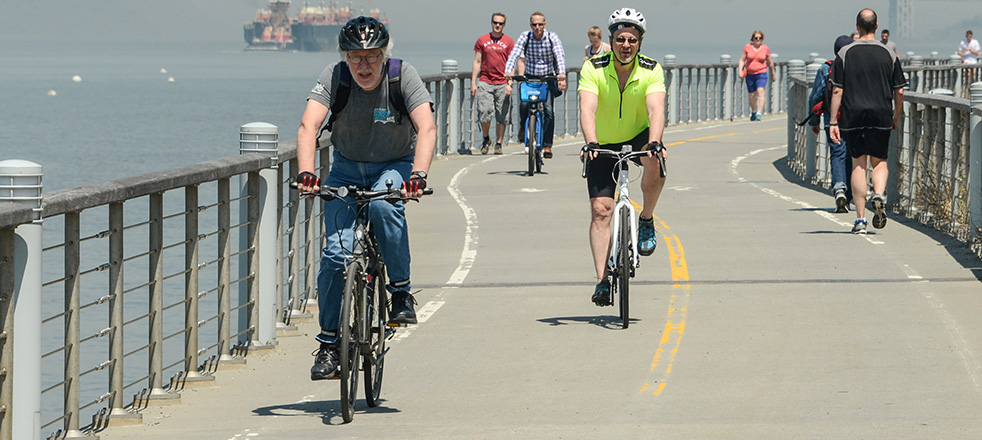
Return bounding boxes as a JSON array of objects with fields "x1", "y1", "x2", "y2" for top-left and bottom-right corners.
[{"x1": 608, "y1": 8, "x2": 646, "y2": 36}]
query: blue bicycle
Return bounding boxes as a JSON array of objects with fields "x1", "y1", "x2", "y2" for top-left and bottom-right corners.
[{"x1": 513, "y1": 75, "x2": 556, "y2": 176}]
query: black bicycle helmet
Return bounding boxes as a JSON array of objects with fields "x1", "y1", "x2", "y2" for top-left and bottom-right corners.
[{"x1": 338, "y1": 16, "x2": 389, "y2": 50}]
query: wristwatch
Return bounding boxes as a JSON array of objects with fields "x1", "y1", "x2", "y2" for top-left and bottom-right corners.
[{"x1": 411, "y1": 170, "x2": 427, "y2": 179}]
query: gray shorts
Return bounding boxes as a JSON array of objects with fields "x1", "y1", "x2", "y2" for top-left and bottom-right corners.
[{"x1": 475, "y1": 81, "x2": 511, "y2": 125}]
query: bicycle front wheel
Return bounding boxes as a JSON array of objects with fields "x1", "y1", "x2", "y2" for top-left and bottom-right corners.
[
  {"x1": 527, "y1": 111, "x2": 538, "y2": 176},
  {"x1": 364, "y1": 264, "x2": 387, "y2": 407},
  {"x1": 339, "y1": 259, "x2": 363, "y2": 422},
  {"x1": 618, "y1": 204, "x2": 632, "y2": 329}
]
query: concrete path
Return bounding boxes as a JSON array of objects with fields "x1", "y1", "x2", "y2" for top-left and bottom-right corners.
[{"x1": 98, "y1": 117, "x2": 982, "y2": 439}]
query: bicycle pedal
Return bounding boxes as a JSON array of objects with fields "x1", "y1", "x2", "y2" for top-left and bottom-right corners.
[{"x1": 387, "y1": 322, "x2": 410, "y2": 328}]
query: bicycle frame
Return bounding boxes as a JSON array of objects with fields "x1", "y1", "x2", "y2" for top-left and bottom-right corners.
[{"x1": 609, "y1": 145, "x2": 640, "y2": 273}]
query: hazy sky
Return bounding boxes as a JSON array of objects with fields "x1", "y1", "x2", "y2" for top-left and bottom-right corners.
[{"x1": 1, "y1": 0, "x2": 978, "y2": 57}]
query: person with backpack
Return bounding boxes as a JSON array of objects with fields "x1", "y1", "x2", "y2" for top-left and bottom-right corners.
[
  {"x1": 295, "y1": 16, "x2": 436, "y2": 380},
  {"x1": 504, "y1": 11, "x2": 568, "y2": 159},
  {"x1": 808, "y1": 35, "x2": 855, "y2": 213}
]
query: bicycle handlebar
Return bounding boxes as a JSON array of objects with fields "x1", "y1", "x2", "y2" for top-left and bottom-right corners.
[
  {"x1": 511, "y1": 74, "x2": 558, "y2": 83},
  {"x1": 581, "y1": 143, "x2": 667, "y2": 179},
  {"x1": 289, "y1": 182, "x2": 433, "y2": 202}
]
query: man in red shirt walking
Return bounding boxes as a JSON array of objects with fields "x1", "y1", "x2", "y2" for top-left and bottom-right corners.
[{"x1": 471, "y1": 12, "x2": 515, "y2": 155}]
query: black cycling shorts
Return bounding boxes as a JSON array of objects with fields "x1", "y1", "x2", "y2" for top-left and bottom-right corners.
[{"x1": 586, "y1": 128, "x2": 649, "y2": 199}]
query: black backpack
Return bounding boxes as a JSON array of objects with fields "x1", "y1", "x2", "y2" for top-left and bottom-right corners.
[{"x1": 319, "y1": 58, "x2": 409, "y2": 137}]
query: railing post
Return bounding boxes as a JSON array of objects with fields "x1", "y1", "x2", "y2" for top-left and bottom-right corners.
[
  {"x1": 443, "y1": 60, "x2": 463, "y2": 154},
  {"x1": 663, "y1": 55, "x2": 678, "y2": 126},
  {"x1": 239, "y1": 123, "x2": 278, "y2": 350},
  {"x1": 787, "y1": 60, "x2": 806, "y2": 160},
  {"x1": 909, "y1": 56, "x2": 924, "y2": 93},
  {"x1": 180, "y1": 185, "x2": 214, "y2": 386},
  {"x1": 969, "y1": 83, "x2": 982, "y2": 244},
  {"x1": 720, "y1": 55, "x2": 732, "y2": 121},
  {"x1": 0, "y1": 160, "x2": 42, "y2": 440},
  {"x1": 770, "y1": 54, "x2": 780, "y2": 114}
]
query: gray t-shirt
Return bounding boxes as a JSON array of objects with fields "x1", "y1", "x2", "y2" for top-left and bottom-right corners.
[{"x1": 307, "y1": 60, "x2": 432, "y2": 162}]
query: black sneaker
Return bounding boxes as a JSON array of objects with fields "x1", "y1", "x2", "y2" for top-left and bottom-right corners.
[
  {"x1": 389, "y1": 291, "x2": 418, "y2": 325},
  {"x1": 310, "y1": 342, "x2": 340, "y2": 380},
  {"x1": 592, "y1": 279, "x2": 611, "y2": 306},
  {"x1": 834, "y1": 190, "x2": 848, "y2": 213},
  {"x1": 871, "y1": 194, "x2": 887, "y2": 229},
  {"x1": 480, "y1": 137, "x2": 491, "y2": 155}
]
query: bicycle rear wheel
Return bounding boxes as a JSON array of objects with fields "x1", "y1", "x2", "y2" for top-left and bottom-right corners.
[
  {"x1": 527, "y1": 111, "x2": 538, "y2": 176},
  {"x1": 618, "y1": 205, "x2": 631, "y2": 329},
  {"x1": 339, "y1": 259, "x2": 363, "y2": 422},
  {"x1": 363, "y1": 264, "x2": 387, "y2": 407}
]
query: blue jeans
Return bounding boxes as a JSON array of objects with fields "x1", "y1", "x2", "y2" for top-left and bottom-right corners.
[
  {"x1": 825, "y1": 127, "x2": 851, "y2": 198},
  {"x1": 315, "y1": 151, "x2": 414, "y2": 344},
  {"x1": 519, "y1": 93, "x2": 555, "y2": 147}
]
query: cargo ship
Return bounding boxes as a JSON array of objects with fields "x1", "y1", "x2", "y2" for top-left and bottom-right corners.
[{"x1": 244, "y1": 1, "x2": 388, "y2": 52}]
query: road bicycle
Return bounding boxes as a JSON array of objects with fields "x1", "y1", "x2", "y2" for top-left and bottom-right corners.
[
  {"x1": 292, "y1": 180, "x2": 430, "y2": 422},
  {"x1": 513, "y1": 74, "x2": 556, "y2": 177},
  {"x1": 581, "y1": 143, "x2": 666, "y2": 328}
]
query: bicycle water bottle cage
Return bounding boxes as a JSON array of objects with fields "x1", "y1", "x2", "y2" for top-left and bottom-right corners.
[{"x1": 520, "y1": 82, "x2": 548, "y2": 103}]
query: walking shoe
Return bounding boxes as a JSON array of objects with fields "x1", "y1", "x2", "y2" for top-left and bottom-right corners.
[
  {"x1": 755, "y1": 112, "x2": 763, "y2": 121},
  {"x1": 310, "y1": 342, "x2": 340, "y2": 380},
  {"x1": 851, "y1": 218, "x2": 868, "y2": 235},
  {"x1": 389, "y1": 291, "x2": 418, "y2": 325},
  {"x1": 750, "y1": 113, "x2": 756, "y2": 121},
  {"x1": 493, "y1": 143, "x2": 503, "y2": 155},
  {"x1": 480, "y1": 137, "x2": 491, "y2": 155},
  {"x1": 543, "y1": 146, "x2": 553, "y2": 158},
  {"x1": 638, "y1": 217, "x2": 657, "y2": 256},
  {"x1": 871, "y1": 194, "x2": 887, "y2": 229},
  {"x1": 592, "y1": 279, "x2": 611, "y2": 306},
  {"x1": 834, "y1": 189, "x2": 849, "y2": 213}
]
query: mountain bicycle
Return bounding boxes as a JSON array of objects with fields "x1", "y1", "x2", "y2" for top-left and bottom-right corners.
[
  {"x1": 581, "y1": 142, "x2": 666, "y2": 328},
  {"x1": 292, "y1": 180, "x2": 431, "y2": 422},
  {"x1": 513, "y1": 74, "x2": 556, "y2": 177}
]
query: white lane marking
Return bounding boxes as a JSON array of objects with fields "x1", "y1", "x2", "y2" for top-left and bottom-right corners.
[
  {"x1": 518, "y1": 188, "x2": 546, "y2": 193},
  {"x1": 445, "y1": 157, "x2": 498, "y2": 286},
  {"x1": 730, "y1": 146, "x2": 884, "y2": 244}
]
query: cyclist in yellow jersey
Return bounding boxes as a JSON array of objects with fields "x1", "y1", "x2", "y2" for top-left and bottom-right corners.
[{"x1": 578, "y1": 8, "x2": 667, "y2": 306}]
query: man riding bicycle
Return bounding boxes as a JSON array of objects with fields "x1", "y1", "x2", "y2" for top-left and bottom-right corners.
[
  {"x1": 578, "y1": 8, "x2": 667, "y2": 306},
  {"x1": 295, "y1": 16, "x2": 436, "y2": 380}
]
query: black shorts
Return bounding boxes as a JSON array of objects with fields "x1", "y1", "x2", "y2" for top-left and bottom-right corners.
[
  {"x1": 586, "y1": 128, "x2": 649, "y2": 199},
  {"x1": 843, "y1": 128, "x2": 891, "y2": 159}
]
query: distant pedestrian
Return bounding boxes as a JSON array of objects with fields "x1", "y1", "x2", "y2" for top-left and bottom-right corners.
[
  {"x1": 957, "y1": 30, "x2": 980, "y2": 64},
  {"x1": 504, "y1": 11, "x2": 567, "y2": 159},
  {"x1": 850, "y1": 32, "x2": 859, "y2": 40},
  {"x1": 471, "y1": 12, "x2": 515, "y2": 155},
  {"x1": 737, "y1": 30, "x2": 775, "y2": 121},
  {"x1": 808, "y1": 35, "x2": 855, "y2": 213},
  {"x1": 584, "y1": 26, "x2": 610, "y2": 61},
  {"x1": 829, "y1": 8, "x2": 907, "y2": 234},
  {"x1": 880, "y1": 29, "x2": 898, "y2": 58}
]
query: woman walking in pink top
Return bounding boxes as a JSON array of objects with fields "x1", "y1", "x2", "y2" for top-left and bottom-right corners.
[{"x1": 737, "y1": 30, "x2": 775, "y2": 121}]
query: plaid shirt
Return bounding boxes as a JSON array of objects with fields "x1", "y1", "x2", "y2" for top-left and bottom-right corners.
[{"x1": 504, "y1": 30, "x2": 566, "y2": 76}]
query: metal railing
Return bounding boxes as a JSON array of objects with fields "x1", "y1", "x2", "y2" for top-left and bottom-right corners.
[
  {"x1": 787, "y1": 61, "x2": 982, "y2": 258},
  {"x1": 0, "y1": 58, "x2": 795, "y2": 440}
]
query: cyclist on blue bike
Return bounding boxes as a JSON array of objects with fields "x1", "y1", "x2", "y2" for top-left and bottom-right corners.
[
  {"x1": 295, "y1": 17, "x2": 436, "y2": 380},
  {"x1": 578, "y1": 8, "x2": 668, "y2": 306}
]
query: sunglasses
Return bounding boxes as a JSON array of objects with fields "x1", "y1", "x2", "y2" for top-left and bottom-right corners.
[
  {"x1": 492, "y1": 21, "x2": 505, "y2": 25},
  {"x1": 615, "y1": 36, "x2": 639, "y2": 44},
  {"x1": 530, "y1": 23, "x2": 545, "y2": 27},
  {"x1": 752, "y1": 36, "x2": 763, "y2": 41},
  {"x1": 347, "y1": 53, "x2": 382, "y2": 65}
]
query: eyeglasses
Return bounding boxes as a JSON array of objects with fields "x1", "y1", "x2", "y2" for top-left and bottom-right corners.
[
  {"x1": 615, "y1": 36, "x2": 639, "y2": 44},
  {"x1": 492, "y1": 21, "x2": 505, "y2": 25},
  {"x1": 347, "y1": 52, "x2": 382, "y2": 65},
  {"x1": 530, "y1": 23, "x2": 545, "y2": 27}
]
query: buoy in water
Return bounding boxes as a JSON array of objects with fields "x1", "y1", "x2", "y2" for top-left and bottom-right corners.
[
  {"x1": 47, "y1": 90, "x2": 57, "y2": 96},
  {"x1": 160, "y1": 68, "x2": 168, "y2": 74},
  {"x1": 167, "y1": 77, "x2": 175, "y2": 82},
  {"x1": 72, "y1": 75, "x2": 82, "y2": 83}
]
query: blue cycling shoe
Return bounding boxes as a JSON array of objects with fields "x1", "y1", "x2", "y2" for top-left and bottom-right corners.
[
  {"x1": 592, "y1": 279, "x2": 611, "y2": 306},
  {"x1": 638, "y1": 217, "x2": 657, "y2": 256}
]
